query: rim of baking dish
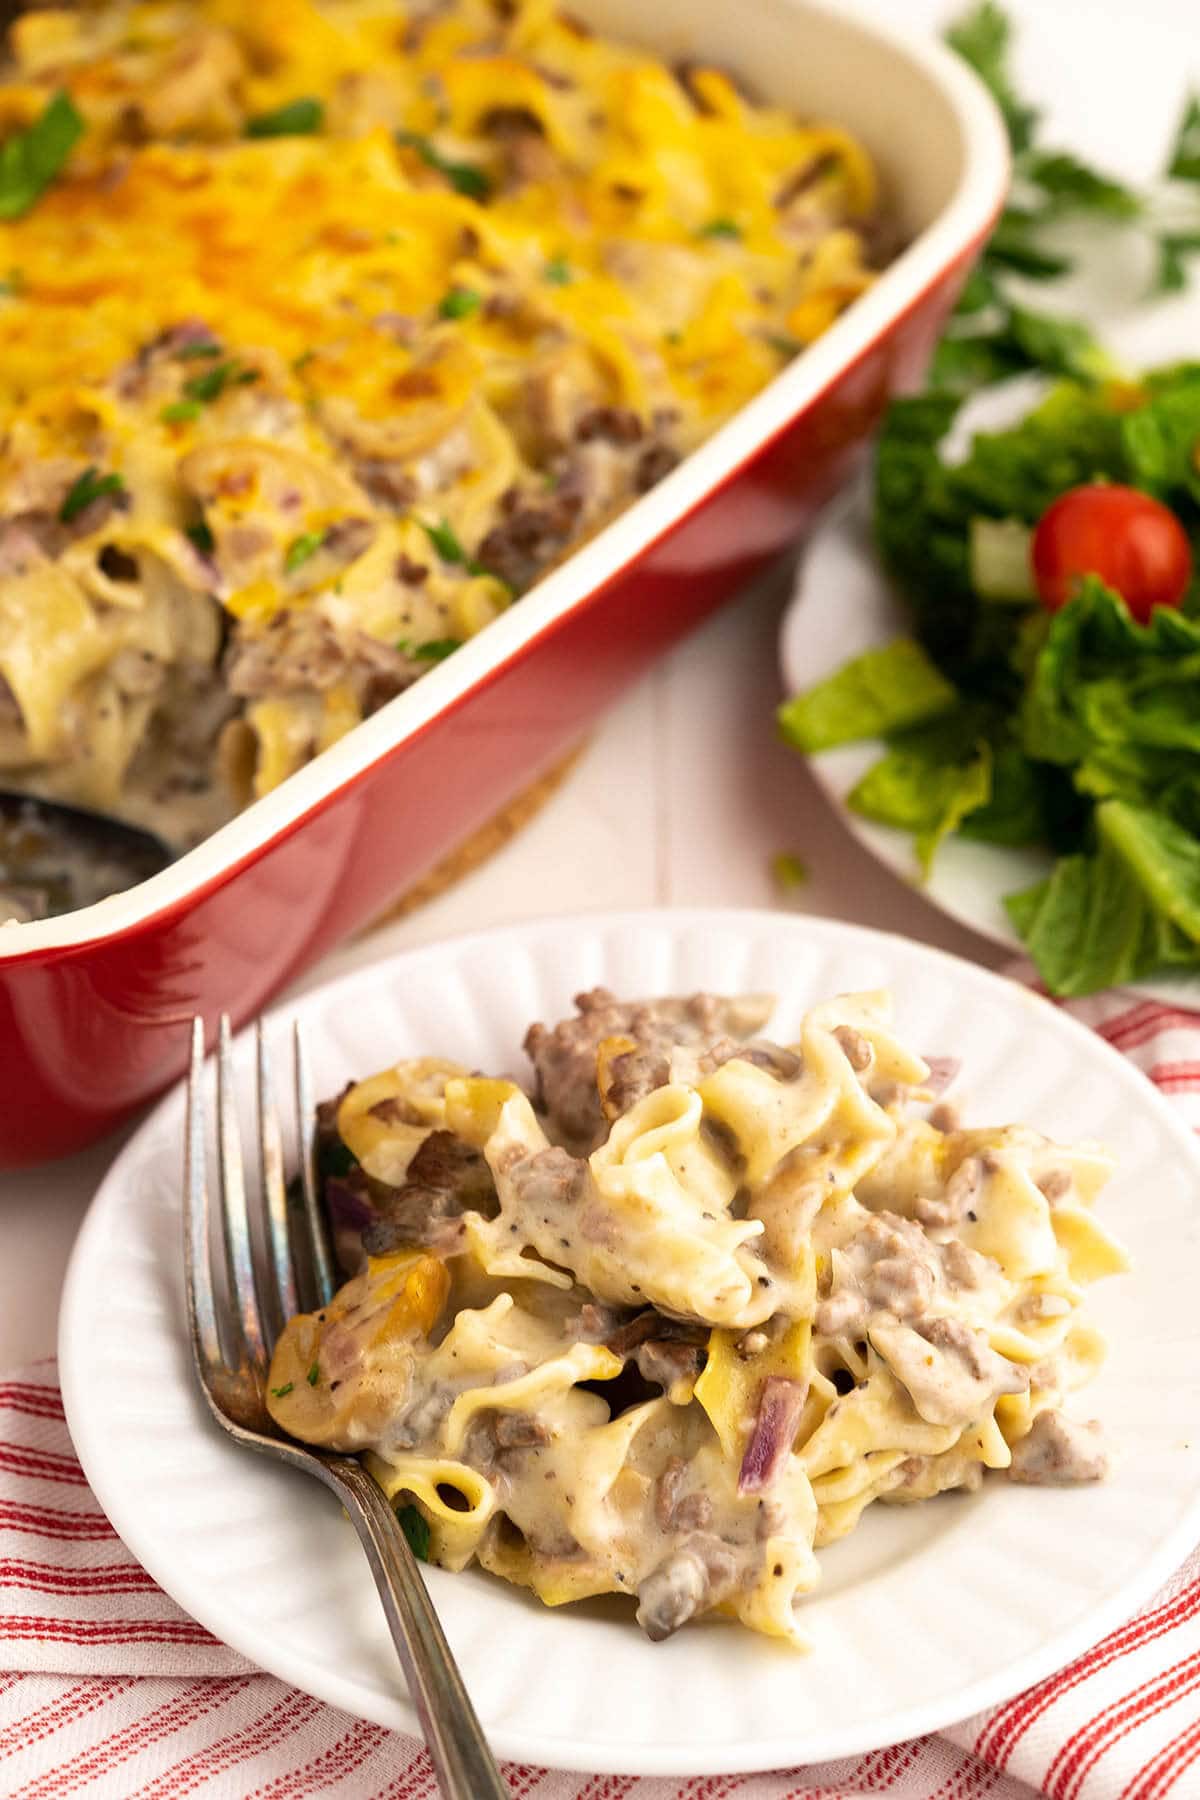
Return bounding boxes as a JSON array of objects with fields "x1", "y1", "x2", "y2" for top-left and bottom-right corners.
[{"x1": 1, "y1": 0, "x2": 1008, "y2": 963}]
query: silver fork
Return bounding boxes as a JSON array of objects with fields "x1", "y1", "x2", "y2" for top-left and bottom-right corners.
[{"x1": 183, "y1": 1014, "x2": 509, "y2": 1800}]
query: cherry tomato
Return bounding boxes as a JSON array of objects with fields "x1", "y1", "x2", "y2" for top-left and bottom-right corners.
[{"x1": 1031, "y1": 483, "x2": 1193, "y2": 623}]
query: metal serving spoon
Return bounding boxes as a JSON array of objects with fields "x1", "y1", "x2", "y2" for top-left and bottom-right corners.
[{"x1": 0, "y1": 789, "x2": 173, "y2": 922}]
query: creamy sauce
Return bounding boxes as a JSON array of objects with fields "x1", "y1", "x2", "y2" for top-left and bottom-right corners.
[{"x1": 267, "y1": 987, "x2": 1127, "y2": 1646}]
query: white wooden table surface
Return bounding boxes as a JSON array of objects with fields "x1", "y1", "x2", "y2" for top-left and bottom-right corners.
[{"x1": 2, "y1": 0, "x2": 1197, "y2": 1370}]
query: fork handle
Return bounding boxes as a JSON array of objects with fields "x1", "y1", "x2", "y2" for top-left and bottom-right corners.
[{"x1": 322, "y1": 1457, "x2": 510, "y2": 1798}]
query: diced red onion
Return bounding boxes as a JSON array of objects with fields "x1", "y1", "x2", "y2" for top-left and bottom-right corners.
[
  {"x1": 738, "y1": 1376, "x2": 808, "y2": 1495},
  {"x1": 371, "y1": 311, "x2": 418, "y2": 343},
  {"x1": 324, "y1": 1177, "x2": 376, "y2": 1231},
  {"x1": 923, "y1": 1055, "x2": 961, "y2": 1096}
]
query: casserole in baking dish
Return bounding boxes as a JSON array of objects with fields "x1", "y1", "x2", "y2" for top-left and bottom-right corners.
[
  {"x1": 0, "y1": 0, "x2": 883, "y2": 853},
  {"x1": 0, "y1": 0, "x2": 1007, "y2": 1162}
]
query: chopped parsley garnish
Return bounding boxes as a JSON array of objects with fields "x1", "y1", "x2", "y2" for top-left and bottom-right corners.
[
  {"x1": 161, "y1": 360, "x2": 258, "y2": 422},
  {"x1": 1166, "y1": 93, "x2": 1200, "y2": 182},
  {"x1": 395, "y1": 129, "x2": 491, "y2": 201},
  {"x1": 396, "y1": 636, "x2": 461, "y2": 661},
  {"x1": 543, "y1": 256, "x2": 572, "y2": 285},
  {"x1": 1159, "y1": 95, "x2": 1200, "y2": 289},
  {"x1": 175, "y1": 340, "x2": 223, "y2": 361},
  {"x1": 185, "y1": 519, "x2": 215, "y2": 554},
  {"x1": 0, "y1": 268, "x2": 23, "y2": 297},
  {"x1": 306, "y1": 1361, "x2": 320, "y2": 1387},
  {"x1": 270, "y1": 1382, "x2": 294, "y2": 1399},
  {"x1": 698, "y1": 216, "x2": 741, "y2": 240},
  {"x1": 0, "y1": 91, "x2": 84, "y2": 222},
  {"x1": 396, "y1": 1503, "x2": 430, "y2": 1561},
  {"x1": 944, "y1": 1, "x2": 1037, "y2": 153},
  {"x1": 937, "y1": 9, "x2": 1200, "y2": 335},
  {"x1": 1020, "y1": 150, "x2": 1140, "y2": 220},
  {"x1": 184, "y1": 359, "x2": 259, "y2": 404},
  {"x1": 766, "y1": 333, "x2": 801, "y2": 359},
  {"x1": 293, "y1": 348, "x2": 317, "y2": 373},
  {"x1": 930, "y1": 4, "x2": 1141, "y2": 387},
  {"x1": 245, "y1": 97, "x2": 324, "y2": 139},
  {"x1": 438, "y1": 285, "x2": 482, "y2": 321},
  {"x1": 284, "y1": 529, "x2": 326, "y2": 572},
  {"x1": 59, "y1": 466, "x2": 125, "y2": 524},
  {"x1": 420, "y1": 516, "x2": 468, "y2": 564},
  {"x1": 771, "y1": 850, "x2": 809, "y2": 892},
  {"x1": 417, "y1": 516, "x2": 507, "y2": 587}
]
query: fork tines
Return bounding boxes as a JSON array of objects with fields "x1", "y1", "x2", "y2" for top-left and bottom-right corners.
[
  {"x1": 183, "y1": 1017, "x2": 510, "y2": 1798},
  {"x1": 185, "y1": 1014, "x2": 335, "y2": 1410}
]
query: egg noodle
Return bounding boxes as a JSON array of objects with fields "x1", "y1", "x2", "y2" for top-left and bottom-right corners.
[
  {"x1": 268, "y1": 985, "x2": 1127, "y2": 1646},
  {"x1": 0, "y1": 0, "x2": 880, "y2": 849}
]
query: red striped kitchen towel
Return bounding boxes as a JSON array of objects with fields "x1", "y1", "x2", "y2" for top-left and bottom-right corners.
[{"x1": 2, "y1": 987, "x2": 1200, "y2": 1799}]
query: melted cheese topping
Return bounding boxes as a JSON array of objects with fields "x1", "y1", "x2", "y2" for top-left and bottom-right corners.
[
  {"x1": 0, "y1": 0, "x2": 879, "y2": 851},
  {"x1": 267, "y1": 988, "x2": 1128, "y2": 1648}
]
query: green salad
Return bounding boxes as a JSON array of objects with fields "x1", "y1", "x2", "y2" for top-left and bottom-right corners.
[
  {"x1": 780, "y1": 371, "x2": 1200, "y2": 997},
  {"x1": 778, "y1": 6, "x2": 1200, "y2": 999}
]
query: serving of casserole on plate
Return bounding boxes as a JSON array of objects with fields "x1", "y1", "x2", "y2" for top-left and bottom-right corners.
[
  {"x1": 0, "y1": 0, "x2": 1008, "y2": 1163},
  {"x1": 265, "y1": 977, "x2": 1125, "y2": 1649},
  {"x1": 57, "y1": 911, "x2": 1200, "y2": 1773}
]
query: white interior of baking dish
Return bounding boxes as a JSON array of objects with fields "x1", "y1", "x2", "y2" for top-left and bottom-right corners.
[{"x1": 2, "y1": 0, "x2": 1008, "y2": 958}]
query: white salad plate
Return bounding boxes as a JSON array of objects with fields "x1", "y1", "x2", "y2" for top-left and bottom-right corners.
[
  {"x1": 59, "y1": 908, "x2": 1200, "y2": 1776},
  {"x1": 779, "y1": 481, "x2": 1200, "y2": 1010}
]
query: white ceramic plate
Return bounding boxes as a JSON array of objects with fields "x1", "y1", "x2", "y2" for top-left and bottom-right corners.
[
  {"x1": 59, "y1": 910, "x2": 1200, "y2": 1776},
  {"x1": 779, "y1": 483, "x2": 1200, "y2": 1009}
]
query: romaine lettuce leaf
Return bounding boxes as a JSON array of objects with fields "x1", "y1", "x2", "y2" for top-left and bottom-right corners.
[
  {"x1": 1105, "y1": 795, "x2": 1200, "y2": 938},
  {"x1": 928, "y1": 333, "x2": 1031, "y2": 396},
  {"x1": 833, "y1": 359, "x2": 1200, "y2": 993},
  {"x1": 1006, "y1": 799, "x2": 1200, "y2": 994},
  {"x1": 850, "y1": 739, "x2": 991, "y2": 875},
  {"x1": 844, "y1": 700, "x2": 1047, "y2": 868},
  {"x1": 1021, "y1": 579, "x2": 1200, "y2": 802},
  {"x1": 1120, "y1": 371, "x2": 1200, "y2": 506},
  {"x1": 777, "y1": 639, "x2": 957, "y2": 752},
  {"x1": 873, "y1": 380, "x2": 1137, "y2": 690},
  {"x1": 957, "y1": 742, "x2": 1048, "y2": 845},
  {"x1": 871, "y1": 391, "x2": 966, "y2": 604}
]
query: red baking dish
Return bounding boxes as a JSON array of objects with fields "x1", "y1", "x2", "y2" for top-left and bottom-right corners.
[{"x1": 0, "y1": 0, "x2": 1007, "y2": 1165}]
